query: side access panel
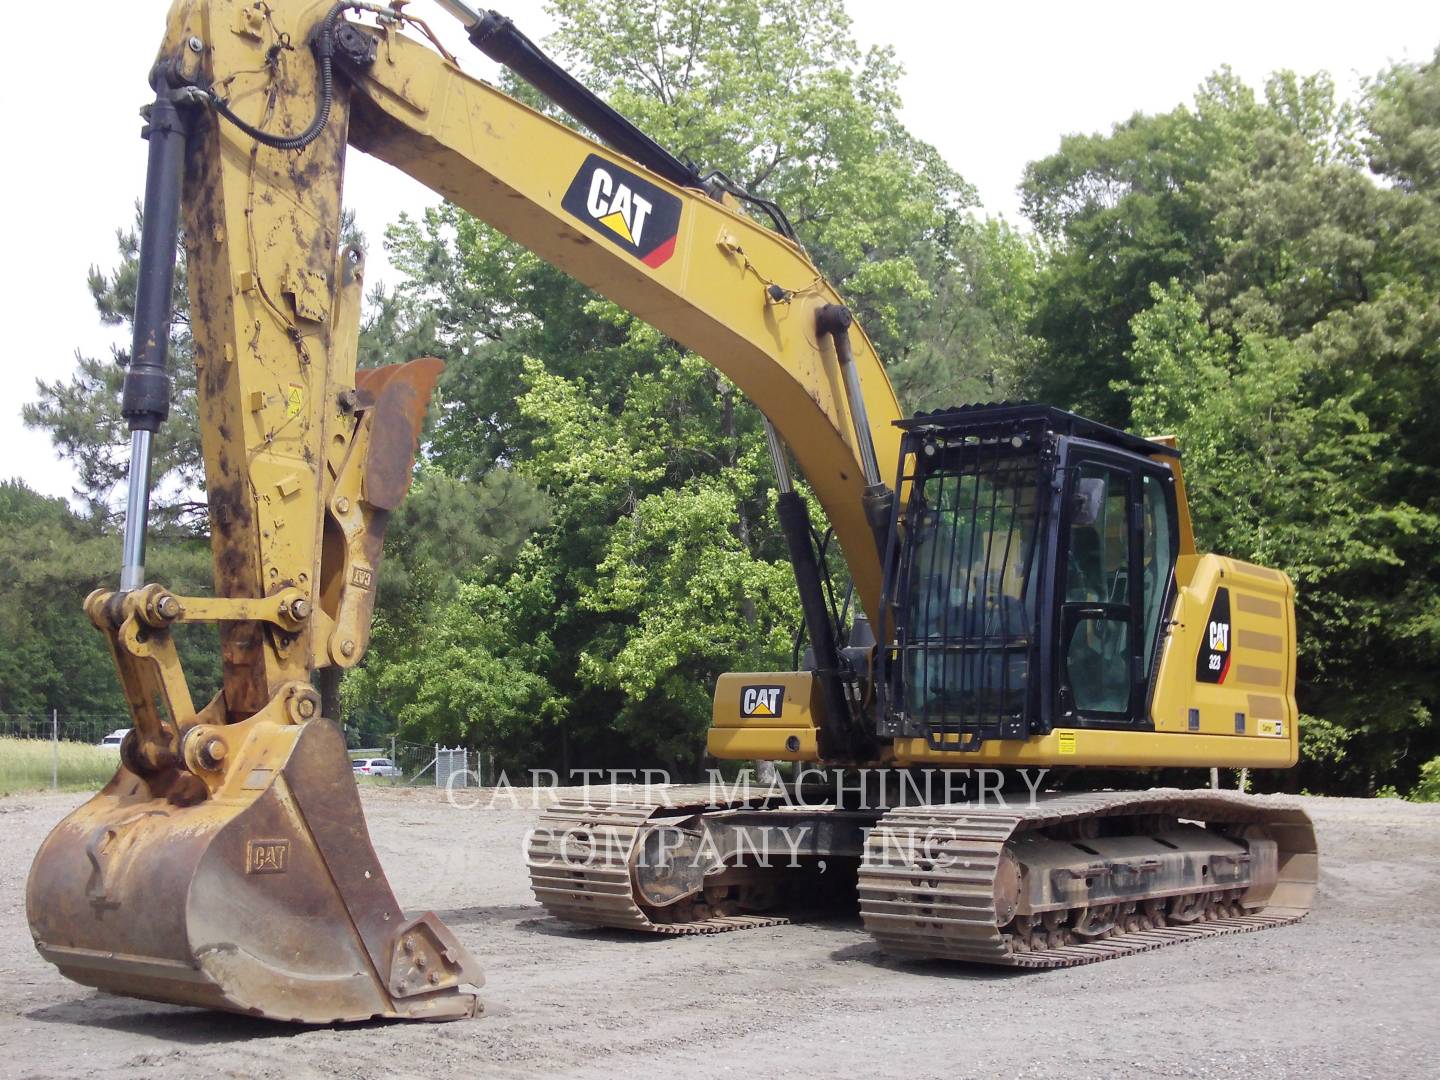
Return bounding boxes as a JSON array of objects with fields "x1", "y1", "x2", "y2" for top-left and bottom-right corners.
[{"x1": 1150, "y1": 554, "x2": 1298, "y2": 762}]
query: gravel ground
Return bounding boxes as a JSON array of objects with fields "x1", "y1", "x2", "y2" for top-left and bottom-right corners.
[{"x1": 1, "y1": 787, "x2": 1437, "y2": 1079}]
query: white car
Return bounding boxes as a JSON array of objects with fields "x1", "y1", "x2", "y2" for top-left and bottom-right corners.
[
  {"x1": 97, "y1": 728, "x2": 130, "y2": 751},
  {"x1": 352, "y1": 757, "x2": 401, "y2": 778}
]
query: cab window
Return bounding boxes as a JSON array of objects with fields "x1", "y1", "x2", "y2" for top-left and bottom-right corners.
[
  {"x1": 1141, "y1": 473, "x2": 1174, "y2": 676},
  {"x1": 1062, "y1": 463, "x2": 1131, "y2": 715}
]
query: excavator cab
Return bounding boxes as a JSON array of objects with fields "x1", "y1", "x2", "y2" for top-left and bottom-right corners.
[
  {"x1": 879, "y1": 404, "x2": 1182, "y2": 751},
  {"x1": 713, "y1": 397, "x2": 1298, "y2": 772}
]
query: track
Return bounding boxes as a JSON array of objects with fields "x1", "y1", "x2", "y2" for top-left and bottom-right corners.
[
  {"x1": 526, "y1": 785, "x2": 790, "y2": 934},
  {"x1": 528, "y1": 786, "x2": 1317, "y2": 966},
  {"x1": 857, "y1": 789, "x2": 1317, "y2": 967}
]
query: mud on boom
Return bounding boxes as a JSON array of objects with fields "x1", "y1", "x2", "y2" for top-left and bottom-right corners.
[{"x1": 27, "y1": 0, "x2": 1315, "y2": 1024}]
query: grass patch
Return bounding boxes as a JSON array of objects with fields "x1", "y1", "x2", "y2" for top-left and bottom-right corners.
[
  {"x1": 0, "y1": 736, "x2": 118, "y2": 796},
  {"x1": 354, "y1": 774, "x2": 404, "y2": 786}
]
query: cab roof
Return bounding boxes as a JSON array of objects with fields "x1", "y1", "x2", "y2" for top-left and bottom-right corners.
[{"x1": 895, "y1": 402, "x2": 1179, "y2": 459}]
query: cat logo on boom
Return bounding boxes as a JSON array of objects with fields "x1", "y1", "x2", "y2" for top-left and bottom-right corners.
[
  {"x1": 561, "y1": 153, "x2": 682, "y2": 268},
  {"x1": 740, "y1": 685, "x2": 785, "y2": 718}
]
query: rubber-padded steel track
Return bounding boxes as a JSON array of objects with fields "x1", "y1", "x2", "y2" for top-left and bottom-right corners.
[
  {"x1": 857, "y1": 789, "x2": 1317, "y2": 967},
  {"x1": 527, "y1": 786, "x2": 789, "y2": 934}
]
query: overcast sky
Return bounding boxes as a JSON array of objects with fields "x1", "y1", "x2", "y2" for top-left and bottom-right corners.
[{"x1": 3, "y1": 0, "x2": 1437, "y2": 502}]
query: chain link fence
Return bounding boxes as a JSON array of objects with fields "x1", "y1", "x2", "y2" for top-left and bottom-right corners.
[
  {"x1": 361, "y1": 741, "x2": 495, "y2": 787},
  {"x1": 0, "y1": 713, "x2": 129, "y2": 793},
  {"x1": 0, "y1": 714, "x2": 130, "y2": 747},
  {"x1": 2, "y1": 715, "x2": 493, "y2": 793}
]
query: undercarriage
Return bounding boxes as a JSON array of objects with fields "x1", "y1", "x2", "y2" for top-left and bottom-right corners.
[{"x1": 526, "y1": 784, "x2": 1316, "y2": 967}]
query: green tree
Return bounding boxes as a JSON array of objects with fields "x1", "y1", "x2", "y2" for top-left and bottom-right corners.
[
  {"x1": 887, "y1": 217, "x2": 1043, "y2": 409},
  {"x1": 0, "y1": 480, "x2": 219, "y2": 721},
  {"x1": 1016, "y1": 70, "x2": 1341, "y2": 423},
  {"x1": 1108, "y1": 51, "x2": 1440, "y2": 792},
  {"x1": 23, "y1": 207, "x2": 204, "y2": 530},
  {"x1": 342, "y1": 549, "x2": 566, "y2": 763}
]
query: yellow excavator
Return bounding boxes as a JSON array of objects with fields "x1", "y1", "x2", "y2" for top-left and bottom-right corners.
[{"x1": 27, "y1": 0, "x2": 1316, "y2": 1023}]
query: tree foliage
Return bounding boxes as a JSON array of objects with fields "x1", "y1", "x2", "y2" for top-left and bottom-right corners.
[
  {"x1": 13, "y1": 5, "x2": 1440, "y2": 793},
  {"x1": 0, "y1": 480, "x2": 218, "y2": 717},
  {"x1": 23, "y1": 207, "x2": 205, "y2": 531},
  {"x1": 1039, "y1": 49, "x2": 1440, "y2": 792}
]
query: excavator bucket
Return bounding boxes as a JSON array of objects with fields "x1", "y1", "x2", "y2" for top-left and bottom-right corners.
[
  {"x1": 26, "y1": 715, "x2": 481, "y2": 1023},
  {"x1": 26, "y1": 351, "x2": 478, "y2": 1023}
]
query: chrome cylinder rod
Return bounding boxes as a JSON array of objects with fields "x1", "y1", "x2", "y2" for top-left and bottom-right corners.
[
  {"x1": 120, "y1": 429, "x2": 154, "y2": 592},
  {"x1": 816, "y1": 304, "x2": 883, "y2": 489},
  {"x1": 433, "y1": 0, "x2": 483, "y2": 28},
  {"x1": 835, "y1": 333, "x2": 882, "y2": 488},
  {"x1": 763, "y1": 418, "x2": 794, "y2": 494}
]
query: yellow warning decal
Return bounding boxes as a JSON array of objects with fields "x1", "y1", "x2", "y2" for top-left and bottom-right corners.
[
  {"x1": 1057, "y1": 731, "x2": 1077, "y2": 755},
  {"x1": 1258, "y1": 719, "x2": 1285, "y2": 737},
  {"x1": 285, "y1": 383, "x2": 304, "y2": 419}
]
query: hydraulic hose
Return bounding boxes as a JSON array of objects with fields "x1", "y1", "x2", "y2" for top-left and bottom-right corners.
[{"x1": 207, "y1": 1, "x2": 350, "y2": 151}]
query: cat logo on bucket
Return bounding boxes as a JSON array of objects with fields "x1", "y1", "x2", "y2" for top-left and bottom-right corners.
[
  {"x1": 245, "y1": 838, "x2": 290, "y2": 875},
  {"x1": 740, "y1": 685, "x2": 785, "y2": 719},
  {"x1": 561, "y1": 153, "x2": 682, "y2": 268}
]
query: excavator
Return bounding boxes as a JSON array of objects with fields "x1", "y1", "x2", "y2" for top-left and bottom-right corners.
[{"x1": 26, "y1": 0, "x2": 1316, "y2": 1024}]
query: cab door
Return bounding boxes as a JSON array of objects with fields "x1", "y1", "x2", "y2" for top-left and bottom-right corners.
[{"x1": 1054, "y1": 441, "x2": 1178, "y2": 728}]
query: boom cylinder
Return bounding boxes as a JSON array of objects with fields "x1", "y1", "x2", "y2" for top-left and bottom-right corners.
[
  {"x1": 763, "y1": 417, "x2": 857, "y2": 755},
  {"x1": 462, "y1": 9, "x2": 701, "y2": 190},
  {"x1": 118, "y1": 80, "x2": 190, "y2": 590},
  {"x1": 775, "y1": 488, "x2": 864, "y2": 759},
  {"x1": 816, "y1": 304, "x2": 894, "y2": 567},
  {"x1": 816, "y1": 305, "x2": 883, "y2": 489},
  {"x1": 762, "y1": 418, "x2": 793, "y2": 493}
]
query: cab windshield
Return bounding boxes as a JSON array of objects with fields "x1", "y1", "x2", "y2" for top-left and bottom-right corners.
[{"x1": 898, "y1": 450, "x2": 1041, "y2": 734}]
